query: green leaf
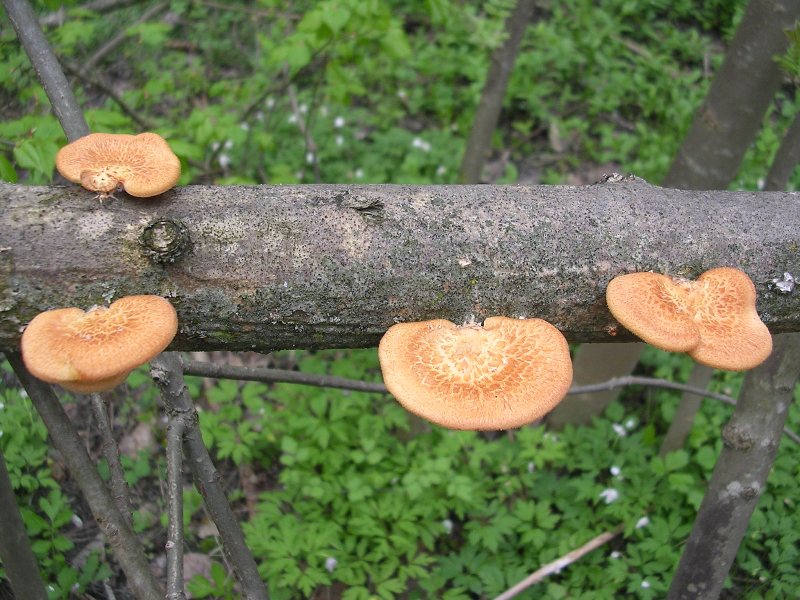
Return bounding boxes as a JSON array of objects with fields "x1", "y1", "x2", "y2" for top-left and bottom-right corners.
[
  {"x1": 0, "y1": 155, "x2": 17, "y2": 182},
  {"x1": 664, "y1": 450, "x2": 689, "y2": 472}
]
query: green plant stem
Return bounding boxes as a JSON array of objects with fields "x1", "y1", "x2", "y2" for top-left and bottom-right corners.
[
  {"x1": 89, "y1": 392, "x2": 133, "y2": 526},
  {"x1": 150, "y1": 352, "x2": 269, "y2": 600},
  {"x1": 667, "y1": 334, "x2": 800, "y2": 599},
  {"x1": 7, "y1": 352, "x2": 163, "y2": 600},
  {"x1": 165, "y1": 417, "x2": 187, "y2": 600},
  {"x1": 3, "y1": 0, "x2": 89, "y2": 142},
  {"x1": 0, "y1": 445, "x2": 49, "y2": 600}
]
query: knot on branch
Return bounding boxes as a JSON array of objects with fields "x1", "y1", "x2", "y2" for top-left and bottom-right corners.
[
  {"x1": 139, "y1": 217, "x2": 191, "y2": 264},
  {"x1": 722, "y1": 423, "x2": 754, "y2": 451}
]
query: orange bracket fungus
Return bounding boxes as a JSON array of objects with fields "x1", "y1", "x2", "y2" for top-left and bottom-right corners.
[
  {"x1": 55, "y1": 132, "x2": 180, "y2": 198},
  {"x1": 20, "y1": 295, "x2": 178, "y2": 393},
  {"x1": 606, "y1": 267, "x2": 772, "y2": 371},
  {"x1": 378, "y1": 317, "x2": 573, "y2": 430}
]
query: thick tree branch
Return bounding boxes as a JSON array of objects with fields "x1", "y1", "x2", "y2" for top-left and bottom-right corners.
[{"x1": 1, "y1": 178, "x2": 799, "y2": 351}]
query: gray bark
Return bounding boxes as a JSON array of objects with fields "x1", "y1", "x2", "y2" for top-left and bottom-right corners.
[
  {"x1": 663, "y1": 0, "x2": 800, "y2": 189},
  {"x1": 150, "y1": 353, "x2": 269, "y2": 600},
  {"x1": 459, "y1": 0, "x2": 536, "y2": 183},
  {"x1": 666, "y1": 333, "x2": 800, "y2": 599},
  {"x1": 2, "y1": 179, "x2": 800, "y2": 351}
]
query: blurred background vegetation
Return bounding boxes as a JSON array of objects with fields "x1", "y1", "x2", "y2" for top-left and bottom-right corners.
[{"x1": 1, "y1": 0, "x2": 799, "y2": 598}]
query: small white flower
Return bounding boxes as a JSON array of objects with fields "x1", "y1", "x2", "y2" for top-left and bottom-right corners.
[
  {"x1": 335, "y1": 135, "x2": 344, "y2": 146},
  {"x1": 612, "y1": 423, "x2": 627, "y2": 437},
  {"x1": 641, "y1": 580, "x2": 651, "y2": 589},
  {"x1": 224, "y1": 140, "x2": 233, "y2": 150},
  {"x1": 599, "y1": 488, "x2": 619, "y2": 504},
  {"x1": 636, "y1": 516, "x2": 650, "y2": 529},
  {"x1": 306, "y1": 152, "x2": 315, "y2": 165},
  {"x1": 442, "y1": 519, "x2": 454, "y2": 533},
  {"x1": 325, "y1": 557, "x2": 337, "y2": 573},
  {"x1": 299, "y1": 103, "x2": 308, "y2": 114},
  {"x1": 411, "y1": 137, "x2": 431, "y2": 152},
  {"x1": 625, "y1": 417, "x2": 637, "y2": 430},
  {"x1": 610, "y1": 551, "x2": 621, "y2": 559},
  {"x1": 255, "y1": 111, "x2": 265, "y2": 121},
  {"x1": 211, "y1": 141, "x2": 221, "y2": 151},
  {"x1": 397, "y1": 89, "x2": 408, "y2": 99},
  {"x1": 19, "y1": 390, "x2": 27, "y2": 398},
  {"x1": 287, "y1": 113, "x2": 298, "y2": 124},
  {"x1": 71, "y1": 515, "x2": 84, "y2": 528},
  {"x1": 610, "y1": 465, "x2": 621, "y2": 476},
  {"x1": 0, "y1": 430, "x2": 3, "y2": 438},
  {"x1": 0, "y1": 402, "x2": 5, "y2": 410},
  {"x1": 265, "y1": 97, "x2": 275, "y2": 108},
  {"x1": 436, "y1": 165, "x2": 447, "y2": 176},
  {"x1": 334, "y1": 116, "x2": 345, "y2": 128},
  {"x1": 527, "y1": 462, "x2": 535, "y2": 474},
  {"x1": 218, "y1": 154, "x2": 232, "y2": 169},
  {"x1": 240, "y1": 122, "x2": 250, "y2": 131},
  {"x1": 354, "y1": 168, "x2": 364, "y2": 179}
]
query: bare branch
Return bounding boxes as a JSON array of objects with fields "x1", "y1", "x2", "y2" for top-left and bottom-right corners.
[
  {"x1": 150, "y1": 352, "x2": 269, "y2": 600},
  {"x1": 89, "y1": 392, "x2": 134, "y2": 525},
  {"x1": 165, "y1": 417, "x2": 187, "y2": 600},
  {"x1": 493, "y1": 523, "x2": 625, "y2": 600},
  {"x1": 2, "y1": 179, "x2": 799, "y2": 350},
  {"x1": 3, "y1": 0, "x2": 89, "y2": 142},
  {"x1": 7, "y1": 352, "x2": 163, "y2": 600},
  {"x1": 39, "y1": 0, "x2": 139, "y2": 28},
  {"x1": 667, "y1": 333, "x2": 800, "y2": 599}
]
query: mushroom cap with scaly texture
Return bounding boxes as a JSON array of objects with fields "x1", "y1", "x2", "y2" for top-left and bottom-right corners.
[
  {"x1": 55, "y1": 132, "x2": 180, "y2": 197},
  {"x1": 21, "y1": 295, "x2": 178, "y2": 393},
  {"x1": 378, "y1": 317, "x2": 573, "y2": 430},
  {"x1": 606, "y1": 267, "x2": 772, "y2": 370}
]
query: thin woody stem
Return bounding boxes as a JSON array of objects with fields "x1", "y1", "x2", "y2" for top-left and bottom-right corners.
[
  {"x1": 181, "y1": 361, "x2": 800, "y2": 444},
  {"x1": 89, "y1": 392, "x2": 134, "y2": 526}
]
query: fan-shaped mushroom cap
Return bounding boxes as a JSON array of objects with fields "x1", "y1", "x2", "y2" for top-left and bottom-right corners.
[
  {"x1": 378, "y1": 317, "x2": 573, "y2": 430},
  {"x1": 55, "y1": 132, "x2": 180, "y2": 197},
  {"x1": 21, "y1": 295, "x2": 178, "y2": 393},
  {"x1": 606, "y1": 267, "x2": 772, "y2": 370}
]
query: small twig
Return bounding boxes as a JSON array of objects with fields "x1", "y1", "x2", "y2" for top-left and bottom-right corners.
[
  {"x1": 180, "y1": 361, "x2": 800, "y2": 444},
  {"x1": 3, "y1": 0, "x2": 90, "y2": 142},
  {"x1": 89, "y1": 392, "x2": 133, "y2": 526},
  {"x1": 151, "y1": 352, "x2": 269, "y2": 600},
  {"x1": 494, "y1": 523, "x2": 625, "y2": 599},
  {"x1": 182, "y1": 359, "x2": 388, "y2": 393},
  {"x1": 82, "y1": 1, "x2": 169, "y2": 73},
  {"x1": 61, "y1": 60, "x2": 157, "y2": 131},
  {"x1": 0, "y1": 446, "x2": 49, "y2": 600},
  {"x1": 39, "y1": 0, "x2": 139, "y2": 28},
  {"x1": 7, "y1": 352, "x2": 163, "y2": 600},
  {"x1": 165, "y1": 417, "x2": 187, "y2": 600}
]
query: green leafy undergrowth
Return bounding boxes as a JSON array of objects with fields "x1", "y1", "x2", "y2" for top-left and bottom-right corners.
[
  {"x1": 0, "y1": 368, "x2": 112, "y2": 598},
  {"x1": 184, "y1": 348, "x2": 800, "y2": 599}
]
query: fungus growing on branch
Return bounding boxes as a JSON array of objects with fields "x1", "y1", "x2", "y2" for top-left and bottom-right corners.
[
  {"x1": 378, "y1": 317, "x2": 573, "y2": 430},
  {"x1": 55, "y1": 132, "x2": 180, "y2": 198},
  {"x1": 606, "y1": 267, "x2": 772, "y2": 370},
  {"x1": 20, "y1": 295, "x2": 178, "y2": 393}
]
